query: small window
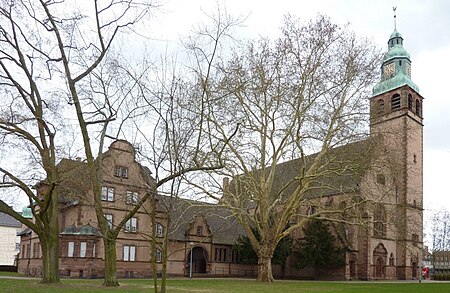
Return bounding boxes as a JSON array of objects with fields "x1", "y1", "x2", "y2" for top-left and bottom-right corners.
[
  {"x1": 376, "y1": 174, "x2": 386, "y2": 185},
  {"x1": 389, "y1": 253, "x2": 395, "y2": 266},
  {"x1": 68, "y1": 242, "x2": 75, "y2": 258},
  {"x1": 391, "y1": 94, "x2": 401, "y2": 110},
  {"x1": 308, "y1": 206, "x2": 317, "y2": 215},
  {"x1": 412, "y1": 234, "x2": 419, "y2": 246},
  {"x1": 104, "y1": 214, "x2": 113, "y2": 229},
  {"x1": 415, "y1": 99, "x2": 421, "y2": 116},
  {"x1": 125, "y1": 217, "x2": 138, "y2": 232},
  {"x1": 155, "y1": 223, "x2": 164, "y2": 237},
  {"x1": 126, "y1": 191, "x2": 139, "y2": 205},
  {"x1": 123, "y1": 245, "x2": 136, "y2": 261},
  {"x1": 80, "y1": 242, "x2": 87, "y2": 258},
  {"x1": 114, "y1": 166, "x2": 128, "y2": 178},
  {"x1": 156, "y1": 249, "x2": 162, "y2": 263},
  {"x1": 399, "y1": 60, "x2": 402, "y2": 66},
  {"x1": 196, "y1": 226, "x2": 203, "y2": 236},
  {"x1": 101, "y1": 186, "x2": 115, "y2": 201},
  {"x1": 93, "y1": 243, "x2": 96, "y2": 258},
  {"x1": 413, "y1": 154, "x2": 417, "y2": 163}
]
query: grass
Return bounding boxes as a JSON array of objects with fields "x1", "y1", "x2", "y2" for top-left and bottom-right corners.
[{"x1": 0, "y1": 277, "x2": 449, "y2": 292}]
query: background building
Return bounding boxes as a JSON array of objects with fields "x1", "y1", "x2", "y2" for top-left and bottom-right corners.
[{"x1": 0, "y1": 212, "x2": 21, "y2": 266}]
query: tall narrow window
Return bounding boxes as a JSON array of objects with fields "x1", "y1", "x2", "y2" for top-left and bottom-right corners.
[
  {"x1": 123, "y1": 245, "x2": 136, "y2": 261},
  {"x1": 415, "y1": 99, "x2": 421, "y2": 116},
  {"x1": 155, "y1": 223, "x2": 164, "y2": 237},
  {"x1": 391, "y1": 94, "x2": 401, "y2": 110},
  {"x1": 101, "y1": 186, "x2": 115, "y2": 201},
  {"x1": 104, "y1": 214, "x2": 113, "y2": 229},
  {"x1": 373, "y1": 206, "x2": 386, "y2": 238},
  {"x1": 408, "y1": 94, "x2": 413, "y2": 110},
  {"x1": 156, "y1": 249, "x2": 162, "y2": 263},
  {"x1": 80, "y1": 242, "x2": 87, "y2": 258},
  {"x1": 389, "y1": 253, "x2": 395, "y2": 266},
  {"x1": 412, "y1": 234, "x2": 419, "y2": 246},
  {"x1": 68, "y1": 242, "x2": 75, "y2": 258},
  {"x1": 377, "y1": 99, "x2": 385, "y2": 115},
  {"x1": 196, "y1": 226, "x2": 203, "y2": 236}
]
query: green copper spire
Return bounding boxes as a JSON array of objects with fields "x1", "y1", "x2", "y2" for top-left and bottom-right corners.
[{"x1": 372, "y1": 11, "x2": 419, "y2": 96}]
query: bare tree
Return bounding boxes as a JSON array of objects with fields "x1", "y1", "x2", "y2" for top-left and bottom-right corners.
[
  {"x1": 0, "y1": 0, "x2": 158, "y2": 286},
  {"x1": 187, "y1": 15, "x2": 382, "y2": 282},
  {"x1": 0, "y1": 0, "x2": 76, "y2": 283}
]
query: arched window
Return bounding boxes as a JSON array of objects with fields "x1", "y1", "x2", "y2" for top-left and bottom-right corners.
[
  {"x1": 415, "y1": 99, "x2": 421, "y2": 116},
  {"x1": 391, "y1": 94, "x2": 401, "y2": 111},
  {"x1": 377, "y1": 99, "x2": 385, "y2": 115},
  {"x1": 373, "y1": 205, "x2": 386, "y2": 238},
  {"x1": 407, "y1": 94, "x2": 413, "y2": 110},
  {"x1": 155, "y1": 223, "x2": 164, "y2": 237},
  {"x1": 389, "y1": 253, "x2": 395, "y2": 266},
  {"x1": 155, "y1": 249, "x2": 162, "y2": 263}
]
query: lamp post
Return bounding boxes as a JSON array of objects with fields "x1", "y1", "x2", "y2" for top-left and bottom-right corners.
[{"x1": 189, "y1": 242, "x2": 194, "y2": 279}]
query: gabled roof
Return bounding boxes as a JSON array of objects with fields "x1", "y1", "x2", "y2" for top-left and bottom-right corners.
[
  {"x1": 158, "y1": 196, "x2": 246, "y2": 245},
  {"x1": 0, "y1": 212, "x2": 21, "y2": 228}
]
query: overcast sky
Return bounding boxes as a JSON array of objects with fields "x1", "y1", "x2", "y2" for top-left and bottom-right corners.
[{"x1": 145, "y1": 0, "x2": 450, "y2": 214}]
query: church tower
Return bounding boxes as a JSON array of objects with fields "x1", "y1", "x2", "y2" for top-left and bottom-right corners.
[{"x1": 369, "y1": 17, "x2": 423, "y2": 279}]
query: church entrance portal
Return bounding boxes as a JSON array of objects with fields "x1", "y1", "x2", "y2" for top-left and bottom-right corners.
[{"x1": 188, "y1": 246, "x2": 207, "y2": 274}]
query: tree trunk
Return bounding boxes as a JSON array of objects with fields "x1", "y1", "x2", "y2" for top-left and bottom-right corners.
[
  {"x1": 40, "y1": 188, "x2": 60, "y2": 284},
  {"x1": 257, "y1": 249, "x2": 275, "y2": 282},
  {"x1": 103, "y1": 237, "x2": 119, "y2": 287},
  {"x1": 160, "y1": 239, "x2": 168, "y2": 293},
  {"x1": 40, "y1": 233, "x2": 60, "y2": 283}
]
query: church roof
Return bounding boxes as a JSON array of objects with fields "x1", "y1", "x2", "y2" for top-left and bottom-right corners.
[
  {"x1": 373, "y1": 71, "x2": 419, "y2": 96},
  {"x1": 228, "y1": 139, "x2": 375, "y2": 204}
]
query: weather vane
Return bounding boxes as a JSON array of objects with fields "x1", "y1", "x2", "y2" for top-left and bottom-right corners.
[{"x1": 393, "y1": 6, "x2": 397, "y2": 30}]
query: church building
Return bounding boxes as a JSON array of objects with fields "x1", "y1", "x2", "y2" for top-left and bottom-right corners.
[{"x1": 17, "y1": 25, "x2": 423, "y2": 280}]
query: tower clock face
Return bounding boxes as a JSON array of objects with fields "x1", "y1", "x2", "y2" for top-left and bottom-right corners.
[{"x1": 383, "y1": 62, "x2": 395, "y2": 78}]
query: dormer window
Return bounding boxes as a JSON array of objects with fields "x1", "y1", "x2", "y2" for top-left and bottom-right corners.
[{"x1": 114, "y1": 166, "x2": 128, "y2": 178}]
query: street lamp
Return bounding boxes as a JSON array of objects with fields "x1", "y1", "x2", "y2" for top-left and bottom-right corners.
[{"x1": 189, "y1": 242, "x2": 194, "y2": 279}]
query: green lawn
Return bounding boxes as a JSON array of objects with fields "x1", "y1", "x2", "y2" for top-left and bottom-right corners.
[{"x1": 0, "y1": 277, "x2": 448, "y2": 292}]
